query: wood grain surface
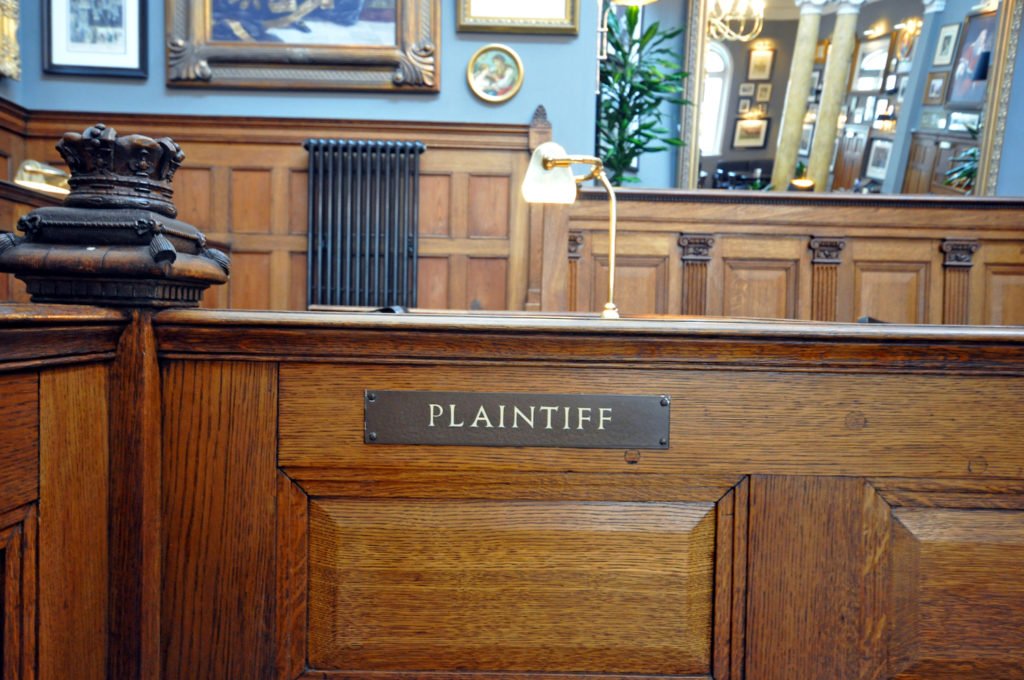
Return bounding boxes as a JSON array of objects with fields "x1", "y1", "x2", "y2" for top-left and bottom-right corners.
[
  {"x1": 161, "y1": 361, "x2": 278, "y2": 680},
  {"x1": 1, "y1": 504, "x2": 37, "y2": 680},
  {"x1": 308, "y1": 499, "x2": 714, "y2": 674},
  {"x1": 38, "y1": 364, "x2": 109, "y2": 680},
  {"x1": 0, "y1": 373, "x2": 36, "y2": 516}
]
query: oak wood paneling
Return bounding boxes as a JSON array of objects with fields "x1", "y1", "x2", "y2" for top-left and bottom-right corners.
[
  {"x1": 39, "y1": 364, "x2": 109, "y2": 680},
  {"x1": 0, "y1": 374, "x2": 36, "y2": 516},
  {"x1": 161, "y1": 361, "x2": 278, "y2": 680},
  {"x1": 746, "y1": 476, "x2": 892, "y2": 679},
  {"x1": 466, "y1": 257, "x2": 507, "y2": 311},
  {"x1": 0, "y1": 504, "x2": 36, "y2": 680},
  {"x1": 231, "y1": 169, "x2": 273, "y2": 234},
  {"x1": 278, "y1": 362, "x2": 1024, "y2": 478},
  {"x1": 308, "y1": 498, "x2": 714, "y2": 674},
  {"x1": 891, "y1": 508, "x2": 1024, "y2": 677},
  {"x1": 467, "y1": 175, "x2": 510, "y2": 238},
  {"x1": 229, "y1": 252, "x2": 272, "y2": 310}
]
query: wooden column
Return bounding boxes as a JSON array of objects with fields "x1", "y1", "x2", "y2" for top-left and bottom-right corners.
[
  {"x1": 941, "y1": 239, "x2": 979, "y2": 324},
  {"x1": 809, "y1": 237, "x2": 846, "y2": 320},
  {"x1": 679, "y1": 234, "x2": 714, "y2": 315}
]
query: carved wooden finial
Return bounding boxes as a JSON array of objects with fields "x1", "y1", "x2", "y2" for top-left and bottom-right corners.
[
  {"x1": 0, "y1": 124, "x2": 229, "y2": 308},
  {"x1": 531, "y1": 105, "x2": 551, "y2": 128}
]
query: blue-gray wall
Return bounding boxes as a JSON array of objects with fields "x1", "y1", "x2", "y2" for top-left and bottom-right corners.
[{"x1": 7, "y1": 0, "x2": 598, "y2": 157}]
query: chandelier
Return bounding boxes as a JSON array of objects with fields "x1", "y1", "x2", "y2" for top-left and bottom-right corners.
[{"x1": 708, "y1": 0, "x2": 765, "y2": 42}]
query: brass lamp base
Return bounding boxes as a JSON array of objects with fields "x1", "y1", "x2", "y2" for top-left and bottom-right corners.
[{"x1": 601, "y1": 303, "x2": 620, "y2": 319}]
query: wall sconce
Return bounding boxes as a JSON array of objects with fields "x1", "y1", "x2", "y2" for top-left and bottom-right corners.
[
  {"x1": 522, "y1": 142, "x2": 620, "y2": 319},
  {"x1": 597, "y1": 0, "x2": 661, "y2": 93}
]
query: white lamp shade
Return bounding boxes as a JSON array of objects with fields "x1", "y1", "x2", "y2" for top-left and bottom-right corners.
[{"x1": 521, "y1": 142, "x2": 577, "y2": 205}]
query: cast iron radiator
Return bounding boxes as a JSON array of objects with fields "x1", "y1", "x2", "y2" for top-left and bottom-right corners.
[{"x1": 305, "y1": 138, "x2": 426, "y2": 307}]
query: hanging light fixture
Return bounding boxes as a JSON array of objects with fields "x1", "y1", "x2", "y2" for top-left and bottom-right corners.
[{"x1": 707, "y1": 0, "x2": 765, "y2": 42}]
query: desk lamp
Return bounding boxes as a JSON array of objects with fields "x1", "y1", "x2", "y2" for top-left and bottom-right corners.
[{"x1": 522, "y1": 141, "x2": 620, "y2": 319}]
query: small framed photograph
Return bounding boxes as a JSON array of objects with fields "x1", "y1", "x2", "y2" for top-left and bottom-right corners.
[
  {"x1": 897, "y1": 75, "x2": 910, "y2": 103},
  {"x1": 933, "y1": 23, "x2": 961, "y2": 67},
  {"x1": 458, "y1": 0, "x2": 580, "y2": 34},
  {"x1": 747, "y1": 49, "x2": 775, "y2": 81},
  {"x1": 467, "y1": 44, "x2": 524, "y2": 103},
  {"x1": 754, "y1": 103, "x2": 768, "y2": 116},
  {"x1": 864, "y1": 95, "x2": 877, "y2": 119},
  {"x1": 920, "y1": 110, "x2": 948, "y2": 129},
  {"x1": 44, "y1": 0, "x2": 147, "y2": 77},
  {"x1": 923, "y1": 71, "x2": 948, "y2": 105},
  {"x1": 864, "y1": 138, "x2": 894, "y2": 180},
  {"x1": 738, "y1": 98, "x2": 751, "y2": 114},
  {"x1": 798, "y1": 123, "x2": 815, "y2": 156},
  {"x1": 808, "y1": 69, "x2": 822, "y2": 101},
  {"x1": 732, "y1": 117, "x2": 770, "y2": 149},
  {"x1": 738, "y1": 82, "x2": 755, "y2": 97},
  {"x1": 874, "y1": 97, "x2": 889, "y2": 119},
  {"x1": 948, "y1": 110, "x2": 981, "y2": 132},
  {"x1": 853, "y1": 107, "x2": 865, "y2": 124},
  {"x1": 884, "y1": 73, "x2": 898, "y2": 92},
  {"x1": 946, "y1": 12, "x2": 997, "y2": 110},
  {"x1": 755, "y1": 83, "x2": 772, "y2": 102},
  {"x1": 815, "y1": 39, "x2": 829, "y2": 64}
]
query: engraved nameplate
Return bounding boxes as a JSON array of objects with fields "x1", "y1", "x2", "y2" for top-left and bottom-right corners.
[{"x1": 364, "y1": 390, "x2": 670, "y2": 449}]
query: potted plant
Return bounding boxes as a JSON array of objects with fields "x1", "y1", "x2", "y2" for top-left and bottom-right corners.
[
  {"x1": 944, "y1": 125, "x2": 980, "y2": 194},
  {"x1": 598, "y1": 5, "x2": 688, "y2": 185}
]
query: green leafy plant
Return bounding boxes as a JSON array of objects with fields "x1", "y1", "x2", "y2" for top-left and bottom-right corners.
[
  {"x1": 598, "y1": 5, "x2": 688, "y2": 185},
  {"x1": 944, "y1": 124, "x2": 980, "y2": 194}
]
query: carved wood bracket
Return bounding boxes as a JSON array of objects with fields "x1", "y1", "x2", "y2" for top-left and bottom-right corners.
[
  {"x1": 809, "y1": 237, "x2": 846, "y2": 265},
  {"x1": 568, "y1": 231, "x2": 585, "y2": 260},
  {"x1": 941, "y1": 240, "x2": 980, "y2": 268},
  {"x1": 679, "y1": 234, "x2": 714, "y2": 262}
]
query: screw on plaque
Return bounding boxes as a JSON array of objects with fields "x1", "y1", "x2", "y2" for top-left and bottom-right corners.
[
  {"x1": 659, "y1": 437, "x2": 668, "y2": 446},
  {"x1": 368, "y1": 432, "x2": 378, "y2": 441},
  {"x1": 367, "y1": 392, "x2": 376, "y2": 402},
  {"x1": 660, "y1": 396, "x2": 670, "y2": 407}
]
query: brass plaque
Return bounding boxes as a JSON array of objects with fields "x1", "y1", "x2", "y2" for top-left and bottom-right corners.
[{"x1": 364, "y1": 390, "x2": 670, "y2": 449}]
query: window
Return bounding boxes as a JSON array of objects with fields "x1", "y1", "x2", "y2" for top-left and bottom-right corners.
[{"x1": 699, "y1": 41, "x2": 732, "y2": 157}]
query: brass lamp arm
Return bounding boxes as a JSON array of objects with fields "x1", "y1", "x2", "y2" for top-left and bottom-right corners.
[{"x1": 542, "y1": 154, "x2": 605, "y2": 184}]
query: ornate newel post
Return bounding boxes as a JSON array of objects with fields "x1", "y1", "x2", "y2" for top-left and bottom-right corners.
[
  {"x1": 0, "y1": 124, "x2": 229, "y2": 680},
  {"x1": 0, "y1": 123, "x2": 228, "y2": 305}
]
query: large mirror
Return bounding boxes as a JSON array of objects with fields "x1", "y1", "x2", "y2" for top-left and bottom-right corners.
[{"x1": 676, "y1": 0, "x2": 1021, "y2": 195}]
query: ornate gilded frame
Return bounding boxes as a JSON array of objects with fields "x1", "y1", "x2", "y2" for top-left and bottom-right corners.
[
  {"x1": 677, "y1": 0, "x2": 1021, "y2": 195},
  {"x1": 457, "y1": 0, "x2": 579, "y2": 35},
  {"x1": 0, "y1": 0, "x2": 18, "y2": 79},
  {"x1": 166, "y1": 0, "x2": 440, "y2": 92}
]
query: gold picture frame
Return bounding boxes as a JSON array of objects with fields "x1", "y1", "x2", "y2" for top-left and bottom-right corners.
[
  {"x1": 166, "y1": 0, "x2": 439, "y2": 92},
  {"x1": 467, "y1": 43, "x2": 523, "y2": 103},
  {"x1": 457, "y1": 0, "x2": 578, "y2": 35}
]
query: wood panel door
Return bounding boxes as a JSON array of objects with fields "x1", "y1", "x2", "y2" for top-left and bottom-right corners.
[
  {"x1": 973, "y1": 242, "x2": 1024, "y2": 325},
  {"x1": 706, "y1": 235, "x2": 812, "y2": 320},
  {"x1": 832, "y1": 127, "x2": 868, "y2": 191},
  {"x1": 416, "y1": 149, "x2": 529, "y2": 311},
  {"x1": 841, "y1": 238, "x2": 943, "y2": 323},
  {"x1": 902, "y1": 135, "x2": 937, "y2": 194}
]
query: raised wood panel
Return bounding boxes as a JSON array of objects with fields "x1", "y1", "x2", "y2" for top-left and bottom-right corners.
[
  {"x1": 846, "y1": 240, "x2": 941, "y2": 324},
  {"x1": 466, "y1": 257, "x2": 507, "y2": 311},
  {"x1": 978, "y1": 262, "x2": 1024, "y2": 323},
  {"x1": 229, "y1": 252, "x2": 272, "y2": 310},
  {"x1": 279, "y1": 363, "x2": 1024, "y2": 478},
  {"x1": 833, "y1": 128, "x2": 868, "y2": 191},
  {"x1": 707, "y1": 237, "x2": 809, "y2": 320},
  {"x1": 230, "y1": 169, "x2": 273, "y2": 234},
  {"x1": 577, "y1": 231, "x2": 681, "y2": 315},
  {"x1": 467, "y1": 175, "x2": 510, "y2": 238},
  {"x1": 161, "y1": 361, "x2": 278, "y2": 680},
  {"x1": 39, "y1": 364, "x2": 109, "y2": 680},
  {"x1": 288, "y1": 169, "x2": 308, "y2": 235},
  {"x1": 0, "y1": 505, "x2": 37, "y2": 680},
  {"x1": 419, "y1": 174, "x2": 451, "y2": 237},
  {"x1": 891, "y1": 508, "x2": 1024, "y2": 677},
  {"x1": 416, "y1": 256, "x2": 449, "y2": 309},
  {"x1": 175, "y1": 167, "x2": 213, "y2": 231},
  {"x1": 307, "y1": 498, "x2": 714, "y2": 674},
  {"x1": 0, "y1": 373, "x2": 37, "y2": 516}
]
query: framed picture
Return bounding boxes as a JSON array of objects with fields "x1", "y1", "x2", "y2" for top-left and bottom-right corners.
[
  {"x1": 755, "y1": 83, "x2": 772, "y2": 102},
  {"x1": 884, "y1": 73, "x2": 897, "y2": 92},
  {"x1": 738, "y1": 99, "x2": 751, "y2": 114},
  {"x1": 747, "y1": 49, "x2": 774, "y2": 81},
  {"x1": 897, "y1": 74, "x2": 910, "y2": 103},
  {"x1": 923, "y1": 71, "x2": 948, "y2": 105},
  {"x1": 946, "y1": 12, "x2": 997, "y2": 110},
  {"x1": 851, "y1": 35, "x2": 892, "y2": 92},
  {"x1": 738, "y1": 82, "x2": 755, "y2": 97},
  {"x1": 864, "y1": 138, "x2": 894, "y2": 181},
  {"x1": 853, "y1": 107, "x2": 865, "y2": 124},
  {"x1": 874, "y1": 97, "x2": 890, "y2": 120},
  {"x1": 798, "y1": 123, "x2": 814, "y2": 156},
  {"x1": 166, "y1": 0, "x2": 439, "y2": 91},
  {"x1": 919, "y1": 110, "x2": 948, "y2": 130},
  {"x1": 458, "y1": 0, "x2": 579, "y2": 34},
  {"x1": 754, "y1": 103, "x2": 768, "y2": 116},
  {"x1": 933, "y1": 23, "x2": 961, "y2": 67},
  {"x1": 732, "y1": 117, "x2": 770, "y2": 149},
  {"x1": 815, "y1": 39, "x2": 829, "y2": 64},
  {"x1": 44, "y1": 0, "x2": 146, "y2": 77},
  {"x1": 467, "y1": 44, "x2": 523, "y2": 103},
  {"x1": 949, "y1": 110, "x2": 981, "y2": 132},
  {"x1": 864, "y1": 95, "x2": 876, "y2": 119}
]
